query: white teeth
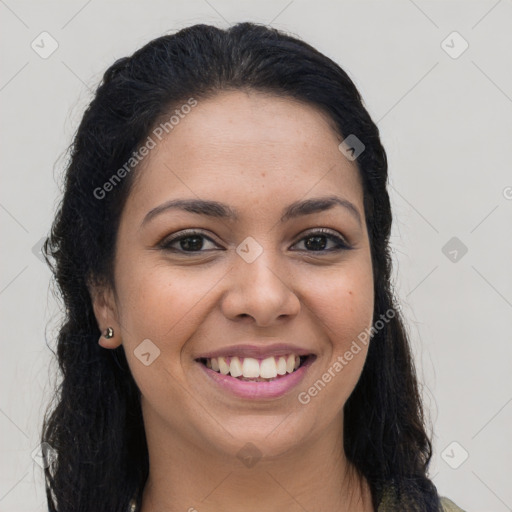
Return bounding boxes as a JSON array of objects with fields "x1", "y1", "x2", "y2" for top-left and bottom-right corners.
[
  {"x1": 242, "y1": 357, "x2": 260, "y2": 378},
  {"x1": 218, "y1": 357, "x2": 229, "y2": 375},
  {"x1": 204, "y1": 353, "x2": 307, "y2": 379},
  {"x1": 260, "y1": 357, "x2": 278, "y2": 379},
  {"x1": 286, "y1": 354, "x2": 295, "y2": 373},
  {"x1": 276, "y1": 356, "x2": 287, "y2": 375},
  {"x1": 229, "y1": 356, "x2": 243, "y2": 378}
]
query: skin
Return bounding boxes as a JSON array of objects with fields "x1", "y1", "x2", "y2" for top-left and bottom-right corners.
[{"x1": 90, "y1": 90, "x2": 375, "y2": 512}]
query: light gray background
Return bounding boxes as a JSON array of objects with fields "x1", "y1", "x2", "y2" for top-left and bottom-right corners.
[{"x1": 1, "y1": 1, "x2": 511, "y2": 511}]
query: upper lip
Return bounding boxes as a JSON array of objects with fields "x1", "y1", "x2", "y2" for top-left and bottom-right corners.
[{"x1": 194, "y1": 343, "x2": 315, "y2": 360}]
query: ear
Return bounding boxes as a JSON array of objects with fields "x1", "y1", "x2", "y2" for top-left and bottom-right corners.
[{"x1": 87, "y1": 276, "x2": 123, "y2": 350}]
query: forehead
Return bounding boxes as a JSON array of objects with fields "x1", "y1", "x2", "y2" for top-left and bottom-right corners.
[{"x1": 128, "y1": 90, "x2": 363, "y2": 216}]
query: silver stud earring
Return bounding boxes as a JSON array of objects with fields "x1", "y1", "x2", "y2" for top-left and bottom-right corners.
[{"x1": 103, "y1": 327, "x2": 114, "y2": 339}]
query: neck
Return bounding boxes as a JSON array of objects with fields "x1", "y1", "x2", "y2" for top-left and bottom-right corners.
[{"x1": 138, "y1": 405, "x2": 374, "y2": 512}]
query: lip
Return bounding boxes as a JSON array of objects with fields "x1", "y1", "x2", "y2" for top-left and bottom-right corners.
[
  {"x1": 194, "y1": 343, "x2": 315, "y2": 360},
  {"x1": 196, "y1": 355, "x2": 316, "y2": 400}
]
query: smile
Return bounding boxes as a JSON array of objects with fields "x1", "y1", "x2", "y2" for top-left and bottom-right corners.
[
  {"x1": 195, "y1": 354, "x2": 316, "y2": 399},
  {"x1": 197, "y1": 354, "x2": 311, "y2": 381}
]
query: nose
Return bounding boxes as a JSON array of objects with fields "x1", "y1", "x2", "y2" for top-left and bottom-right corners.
[{"x1": 220, "y1": 247, "x2": 301, "y2": 327}]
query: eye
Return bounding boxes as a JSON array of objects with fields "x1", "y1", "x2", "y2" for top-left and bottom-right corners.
[
  {"x1": 292, "y1": 228, "x2": 351, "y2": 252},
  {"x1": 159, "y1": 230, "x2": 220, "y2": 253},
  {"x1": 159, "y1": 228, "x2": 352, "y2": 255}
]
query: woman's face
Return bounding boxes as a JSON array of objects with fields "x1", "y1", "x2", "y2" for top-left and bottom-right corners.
[{"x1": 93, "y1": 89, "x2": 374, "y2": 460}]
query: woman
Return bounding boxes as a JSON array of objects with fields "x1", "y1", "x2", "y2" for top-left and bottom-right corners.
[{"x1": 41, "y1": 22, "x2": 465, "y2": 511}]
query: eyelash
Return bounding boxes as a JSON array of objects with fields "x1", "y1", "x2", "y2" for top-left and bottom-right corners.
[{"x1": 159, "y1": 228, "x2": 352, "y2": 255}]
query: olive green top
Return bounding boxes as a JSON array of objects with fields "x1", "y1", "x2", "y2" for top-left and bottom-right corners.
[
  {"x1": 378, "y1": 489, "x2": 466, "y2": 511},
  {"x1": 438, "y1": 497, "x2": 467, "y2": 512}
]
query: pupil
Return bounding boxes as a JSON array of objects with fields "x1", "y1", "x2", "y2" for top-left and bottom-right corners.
[
  {"x1": 305, "y1": 235, "x2": 326, "y2": 251},
  {"x1": 181, "y1": 236, "x2": 203, "y2": 251}
]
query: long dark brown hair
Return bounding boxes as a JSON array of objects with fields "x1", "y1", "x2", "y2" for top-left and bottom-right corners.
[{"x1": 41, "y1": 22, "x2": 440, "y2": 511}]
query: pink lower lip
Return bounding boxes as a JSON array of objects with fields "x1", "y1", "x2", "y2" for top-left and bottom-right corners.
[{"x1": 197, "y1": 357, "x2": 315, "y2": 400}]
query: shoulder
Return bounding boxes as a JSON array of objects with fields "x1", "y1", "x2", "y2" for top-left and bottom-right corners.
[
  {"x1": 440, "y1": 496, "x2": 466, "y2": 512},
  {"x1": 377, "y1": 486, "x2": 466, "y2": 511}
]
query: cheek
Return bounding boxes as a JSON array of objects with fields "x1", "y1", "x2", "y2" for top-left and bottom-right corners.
[
  {"x1": 115, "y1": 262, "x2": 178, "y2": 339},
  {"x1": 300, "y1": 277, "x2": 373, "y2": 418},
  {"x1": 332, "y1": 287, "x2": 374, "y2": 354},
  {"x1": 302, "y1": 259, "x2": 374, "y2": 401},
  {"x1": 114, "y1": 256, "x2": 226, "y2": 361},
  {"x1": 112, "y1": 259, "x2": 201, "y2": 409},
  {"x1": 306, "y1": 263, "x2": 374, "y2": 347}
]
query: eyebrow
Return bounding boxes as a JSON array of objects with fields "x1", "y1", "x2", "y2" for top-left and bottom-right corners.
[{"x1": 141, "y1": 195, "x2": 362, "y2": 228}]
